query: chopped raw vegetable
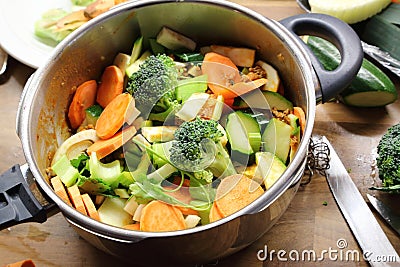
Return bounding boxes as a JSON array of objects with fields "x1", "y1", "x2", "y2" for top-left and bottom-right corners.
[
  {"x1": 209, "y1": 45, "x2": 256, "y2": 67},
  {"x1": 81, "y1": 193, "x2": 100, "y2": 220},
  {"x1": 51, "y1": 176, "x2": 72, "y2": 206},
  {"x1": 68, "y1": 80, "x2": 98, "y2": 129},
  {"x1": 95, "y1": 93, "x2": 135, "y2": 139},
  {"x1": 88, "y1": 125, "x2": 137, "y2": 159},
  {"x1": 156, "y1": 26, "x2": 196, "y2": 51},
  {"x1": 68, "y1": 184, "x2": 88, "y2": 215},
  {"x1": 96, "y1": 65, "x2": 124, "y2": 108},
  {"x1": 215, "y1": 174, "x2": 264, "y2": 217},
  {"x1": 140, "y1": 200, "x2": 186, "y2": 232},
  {"x1": 51, "y1": 28, "x2": 306, "y2": 231}
]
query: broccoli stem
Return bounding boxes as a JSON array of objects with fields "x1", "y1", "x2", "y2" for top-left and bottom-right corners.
[{"x1": 206, "y1": 142, "x2": 237, "y2": 178}]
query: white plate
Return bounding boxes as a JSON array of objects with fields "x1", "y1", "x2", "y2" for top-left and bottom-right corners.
[{"x1": 0, "y1": 0, "x2": 73, "y2": 69}]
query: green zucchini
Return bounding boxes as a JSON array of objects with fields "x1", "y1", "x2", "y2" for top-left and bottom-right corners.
[
  {"x1": 232, "y1": 90, "x2": 293, "y2": 111},
  {"x1": 255, "y1": 152, "x2": 286, "y2": 189},
  {"x1": 262, "y1": 118, "x2": 292, "y2": 164},
  {"x1": 306, "y1": 36, "x2": 397, "y2": 107},
  {"x1": 226, "y1": 111, "x2": 261, "y2": 165}
]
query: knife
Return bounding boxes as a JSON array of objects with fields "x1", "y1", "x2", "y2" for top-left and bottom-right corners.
[
  {"x1": 367, "y1": 193, "x2": 400, "y2": 237},
  {"x1": 317, "y1": 136, "x2": 399, "y2": 266}
]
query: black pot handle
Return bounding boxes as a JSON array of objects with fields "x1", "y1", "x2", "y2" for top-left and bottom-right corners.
[
  {"x1": 0, "y1": 164, "x2": 57, "y2": 230},
  {"x1": 280, "y1": 13, "x2": 363, "y2": 103}
]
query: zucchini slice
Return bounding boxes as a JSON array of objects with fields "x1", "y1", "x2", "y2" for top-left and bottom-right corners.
[
  {"x1": 262, "y1": 118, "x2": 292, "y2": 164},
  {"x1": 232, "y1": 90, "x2": 293, "y2": 111},
  {"x1": 226, "y1": 111, "x2": 261, "y2": 165}
]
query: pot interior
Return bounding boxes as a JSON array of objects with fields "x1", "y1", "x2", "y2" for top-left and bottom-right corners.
[{"x1": 21, "y1": 0, "x2": 316, "y2": 236}]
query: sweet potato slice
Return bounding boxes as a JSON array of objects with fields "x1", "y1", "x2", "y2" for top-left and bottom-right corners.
[
  {"x1": 209, "y1": 202, "x2": 224, "y2": 223},
  {"x1": 215, "y1": 174, "x2": 264, "y2": 217},
  {"x1": 81, "y1": 193, "x2": 100, "y2": 221},
  {"x1": 50, "y1": 176, "x2": 72, "y2": 206},
  {"x1": 140, "y1": 200, "x2": 186, "y2": 232},
  {"x1": 87, "y1": 125, "x2": 137, "y2": 159},
  {"x1": 67, "y1": 184, "x2": 87, "y2": 216}
]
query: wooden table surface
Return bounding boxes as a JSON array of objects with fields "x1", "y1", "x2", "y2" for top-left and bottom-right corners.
[{"x1": 1, "y1": 1, "x2": 399, "y2": 266}]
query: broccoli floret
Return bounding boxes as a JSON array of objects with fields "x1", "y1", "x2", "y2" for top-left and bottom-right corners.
[
  {"x1": 169, "y1": 117, "x2": 236, "y2": 178},
  {"x1": 375, "y1": 123, "x2": 400, "y2": 192},
  {"x1": 126, "y1": 54, "x2": 179, "y2": 120}
]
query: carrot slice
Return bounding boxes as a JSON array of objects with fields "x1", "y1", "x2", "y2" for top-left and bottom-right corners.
[
  {"x1": 293, "y1": 107, "x2": 306, "y2": 136},
  {"x1": 68, "y1": 80, "x2": 97, "y2": 129},
  {"x1": 95, "y1": 93, "x2": 135, "y2": 139},
  {"x1": 96, "y1": 65, "x2": 124, "y2": 108},
  {"x1": 201, "y1": 52, "x2": 242, "y2": 99},
  {"x1": 140, "y1": 200, "x2": 186, "y2": 232},
  {"x1": 81, "y1": 193, "x2": 100, "y2": 221},
  {"x1": 4, "y1": 259, "x2": 36, "y2": 267},
  {"x1": 67, "y1": 185, "x2": 87, "y2": 216},
  {"x1": 87, "y1": 125, "x2": 137, "y2": 159},
  {"x1": 215, "y1": 174, "x2": 264, "y2": 217},
  {"x1": 50, "y1": 176, "x2": 72, "y2": 206},
  {"x1": 209, "y1": 202, "x2": 224, "y2": 223},
  {"x1": 123, "y1": 223, "x2": 141, "y2": 231}
]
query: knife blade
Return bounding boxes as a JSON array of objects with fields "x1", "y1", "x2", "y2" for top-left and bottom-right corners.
[
  {"x1": 318, "y1": 136, "x2": 399, "y2": 266},
  {"x1": 367, "y1": 193, "x2": 400, "y2": 237}
]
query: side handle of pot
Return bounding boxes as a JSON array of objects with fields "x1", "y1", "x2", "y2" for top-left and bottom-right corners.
[
  {"x1": 0, "y1": 163, "x2": 58, "y2": 230},
  {"x1": 280, "y1": 13, "x2": 363, "y2": 103}
]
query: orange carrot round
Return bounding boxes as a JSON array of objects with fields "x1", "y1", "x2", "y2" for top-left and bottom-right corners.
[
  {"x1": 96, "y1": 65, "x2": 124, "y2": 108},
  {"x1": 95, "y1": 93, "x2": 134, "y2": 139},
  {"x1": 140, "y1": 200, "x2": 186, "y2": 232},
  {"x1": 201, "y1": 52, "x2": 241, "y2": 99},
  {"x1": 68, "y1": 80, "x2": 97, "y2": 129}
]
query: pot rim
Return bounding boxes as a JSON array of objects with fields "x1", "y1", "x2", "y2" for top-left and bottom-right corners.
[{"x1": 18, "y1": 0, "x2": 317, "y2": 241}]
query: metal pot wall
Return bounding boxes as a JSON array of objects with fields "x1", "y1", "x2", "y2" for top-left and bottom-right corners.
[{"x1": 0, "y1": 0, "x2": 363, "y2": 266}]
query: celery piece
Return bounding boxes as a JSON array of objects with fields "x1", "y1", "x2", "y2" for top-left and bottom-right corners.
[
  {"x1": 52, "y1": 155, "x2": 80, "y2": 187},
  {"x1": 89, "y1": 153, "x2": 121, "y2": 185},
  {"x1": 117, "y1": 171, "x2": 135, "y2": 188}
]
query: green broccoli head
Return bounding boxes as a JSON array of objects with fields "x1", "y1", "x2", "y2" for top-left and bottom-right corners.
[
  {"x1": 169, "y1": 117, "x2": 235, "y2": 178},
  {"x1": 126, "y1": 54, "x2": 178, "y2": 112},
  {"x1": 376, "y1": 123, "x2": 400, "y2": 189}
]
